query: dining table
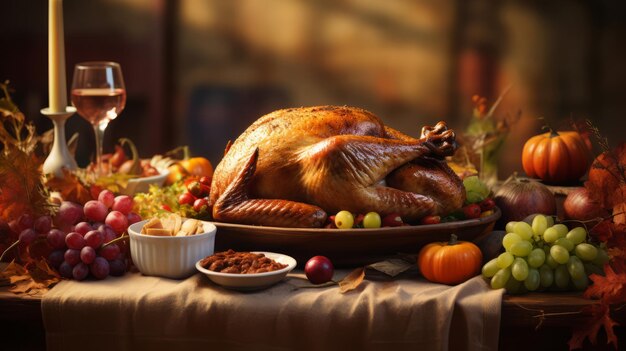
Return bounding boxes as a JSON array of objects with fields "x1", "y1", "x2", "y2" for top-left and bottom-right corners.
[{"x1": 1, "y1": 266, "x2": 623, "y2": 351}]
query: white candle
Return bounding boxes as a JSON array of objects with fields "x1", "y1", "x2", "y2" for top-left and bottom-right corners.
[{"x1": 48, "y1": 0, "x2": 67, "y2": 113}]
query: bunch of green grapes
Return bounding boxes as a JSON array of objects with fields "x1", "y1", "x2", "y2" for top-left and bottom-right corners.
[
  {"x1": 482, "y1": 215, "x2": 609, "y2": 294},
  {"x1": 463, "y1": 176, "x2": 490, "y2": 204}
]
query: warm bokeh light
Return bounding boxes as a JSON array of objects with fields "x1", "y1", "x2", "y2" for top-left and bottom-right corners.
[{"x1": 1, "y1": 0, "x2": 625, "y2": 179}]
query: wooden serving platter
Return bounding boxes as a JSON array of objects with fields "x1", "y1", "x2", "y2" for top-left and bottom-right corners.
[{"x1": 213, "y1": 208, "x2": 500, "y2": 266}]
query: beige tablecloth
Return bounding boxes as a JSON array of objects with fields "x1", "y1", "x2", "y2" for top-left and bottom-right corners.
[{"x1": 42, "y1": 270, "x2": 503, "y2": 351}]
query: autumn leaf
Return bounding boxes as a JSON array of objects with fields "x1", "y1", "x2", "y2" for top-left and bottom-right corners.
[
  {"x1": 0, "y1": 149, "x2": 50, "y2": 220},
  {"x1": 0, "y1": 260, "x2": 27, "y2": 279},
  {"x1": 607, "y1": 247, "x2": 626, "y2": 262},
  {"x1": 45, "y1": 169, "x2": 93, "y2": 204},
  {"x1": 584, "y1": 265, "x2": 626, "y2": 305},
  {"x1": 586, "y1": 143, "x2": 626, "y2": 211},
  {"x1": 0, "y1": 82, "x2": 40, "y2": 154},
  {"x1": 568, "y1": 304, "x2": 619, "y2": 350},
  {"x1": 11, "y1": 279, "x2": 46, "y2": 294},
  {"x1": 338, "y1": 267, "x2": 365, "y2": 293},
  {"x1": 30, "y1": 259, "x2": 60, "y2": 281},
  {"x1": 612, "y1": 201, "x2": 626, "y2": 226},
  {"x1": 555, "y1": 115, "x2": 625, "y2": 350},
  {"x1": 0, "y1": 259, "x2": 60, "y2": 296},
  {"x1": 607, "y1": 247, "x2": 626, "y2": 274},
  {"x1": 589, "y1": 219, "x2": 626, "y2": 272},
  {"x1": 590, "y1": 219, "x2": 614, "y2": 242},
  {"x1": 367, "y1": 258, "x2": 414, "y2": 277}
]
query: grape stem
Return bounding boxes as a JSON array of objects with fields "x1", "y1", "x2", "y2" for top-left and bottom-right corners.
[
  {"x1": 560, "y1": 212, "x2": 626, "y2": 233},
  {"x1": 101, "y1": 234, "x2": 129, "y2": 248},
  {"x1": 0, "y1": 240, "x2": 20, "y2": 263}
]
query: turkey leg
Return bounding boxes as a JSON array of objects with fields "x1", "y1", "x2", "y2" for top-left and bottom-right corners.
[{"x1": 212, "y1": 148, "x2": 327, "y2": 228}]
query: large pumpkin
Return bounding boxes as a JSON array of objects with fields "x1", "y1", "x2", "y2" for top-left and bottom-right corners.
[
  {"x1": 522, "y1": 130, "x2": 589, "y2": 184},
  {"x1": 418, "y1": 234, "x2": 483, "y2": 285}
]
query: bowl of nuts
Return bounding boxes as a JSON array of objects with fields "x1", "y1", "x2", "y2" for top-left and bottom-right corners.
[
  {"x1": 128, "y1": 214, "x2": 216, "y2": 279},
  {"x1": 196, "y1": 250, "x2": 297, "y2": 290}
]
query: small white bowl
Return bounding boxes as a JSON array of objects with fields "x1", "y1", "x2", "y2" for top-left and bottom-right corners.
[
  {"x1": 128, "y1": 219, "x2": 216, "y2": 279},
  {"x1": 122, "y1": 169, "x2": 170, "y2": 195},
  {"x1": 196, "y1": 252, "x2": 297, "y2": 291}
]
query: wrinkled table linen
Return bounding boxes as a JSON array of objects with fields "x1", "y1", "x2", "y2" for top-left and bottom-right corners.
[{"x1": 42, "y1": 270, "x2": 503, "y2": 351}]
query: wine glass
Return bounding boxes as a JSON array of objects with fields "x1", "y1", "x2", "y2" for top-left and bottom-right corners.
[{"x1": 71, "y1": 62, "x2": 126, "y2": 176}]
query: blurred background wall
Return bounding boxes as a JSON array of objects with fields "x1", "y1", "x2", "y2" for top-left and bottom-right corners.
[{"x1": 1, "y1": 0, "x2": 625, "y2": 179}]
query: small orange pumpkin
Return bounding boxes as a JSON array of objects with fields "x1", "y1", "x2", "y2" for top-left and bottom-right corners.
[
  {"x1": 165, "y1": 146, "x2": 214, "y2": 185},
  {"x1": 522, "y1": 129, "x2": 589, "y2": 184},
  {"x1": 181, "y1": 157, "x2": 213, "y2": 178},
  {"x1": 418, "y1": 234, "x2": 482, "y2": 285}
]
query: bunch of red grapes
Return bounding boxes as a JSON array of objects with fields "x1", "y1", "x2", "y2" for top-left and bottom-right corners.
[{"x1": 15, "y1": 190, "x2": 141, "y2": 280}]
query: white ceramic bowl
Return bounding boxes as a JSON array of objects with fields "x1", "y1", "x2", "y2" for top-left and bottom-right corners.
[
  {"x1": 122, "y1": 169, "x2": 170, "y2": 195},
  {"x1": 196, "y1": 252, "x2": 297, "y2": 291},
  {"x1": 128, "y1": 219, "x2": 216, "y2": 279}
]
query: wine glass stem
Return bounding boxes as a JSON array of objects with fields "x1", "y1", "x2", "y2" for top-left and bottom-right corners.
[{"x1": 93, "y1": 122, "x2": 107, "y2": 176}]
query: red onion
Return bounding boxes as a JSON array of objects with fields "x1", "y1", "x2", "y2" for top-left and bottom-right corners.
[
  {"x1": 494, "y1": 175, "x2": 556, "y2": 225},
  {"x1": 563, "y1": 187, "x2": 607, "y2": 221}
]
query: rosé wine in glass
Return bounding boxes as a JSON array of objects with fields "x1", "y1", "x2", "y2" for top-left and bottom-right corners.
[
  {"x1": 71, "y1": 88, "x2": 126, "y2": 125},
  {"x1": 71, "y1": 62, "x2": 126, "y2": 176}
]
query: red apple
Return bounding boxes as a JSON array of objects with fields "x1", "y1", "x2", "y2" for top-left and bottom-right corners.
[{"x1": 305, "y1": 256, "x2": 334, "y2": 284}]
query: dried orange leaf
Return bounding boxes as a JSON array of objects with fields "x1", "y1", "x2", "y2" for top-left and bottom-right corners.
[
  {"x1": 45, "y1": 169, "x2": 93, "y2": 204},
  {"x1": 589, "y1": 219, "x2": 614, "y2": 242},
  {"x1": 367, "y1": 259, "x2": 414, "y2": 277},
  {"x1": 1, "y1": 259, "x2": 60, "y2": 296},
  {"x1": 584, "y1": 265, "x2": 626, "y2": 305},
  {"x1": 0, "y1": 149, "x2": 50, "y2": 220},
  {"x1": 1, "y1": 260, "x2": 27, "y2": 278},
  {"x1": 585, "y1": 143, "x2": 626, "y2": 210},
  {"x1": 607, "y1": 247, "x2": 626, "y2": 261},
  {"x1": 30, "y1": 259, "x2": 61, "y2": 282},
  {"x1": 10, "y1": 280, "x2": 42, "y2": 294},
  {"x1": 568, "y1": 304, "x2": 618, "y2": 350},
  {"x1": 338, "y1": 267, "x2": 365, "y2": 293},
  {"x1": 9, "y1": 274, "x2": 30, "y2": 284},
  {"x1": 27, "y1": 288, "x2": 48, "y2": 297},
  {"x1": 613, "y1": 202, "x2": 626, "y2": 226}
]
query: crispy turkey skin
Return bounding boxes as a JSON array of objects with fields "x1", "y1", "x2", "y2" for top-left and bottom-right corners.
[{"x1": 210, "y1": 106, "x2": 464, "y2": 228}]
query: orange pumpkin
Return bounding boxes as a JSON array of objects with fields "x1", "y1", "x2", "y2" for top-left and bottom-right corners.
[
  {"x1": 418, "y1": 234, "x2": 483, "y2": 285},
  {"x1": 165, "y1": 163, "x2": 190, "y2": 185},
  {"x1": 181, "y1": 157, "x2": 213, "y2": 178},
  {"x1": 165, "y1": 159, "x2": 214, "y2": 185},
  {"x1": 165, "y1": 145, "x2": 214, "y2": 185},
  {"x1": 522, "y1": 130, "x2": 589, "y2": 184}
]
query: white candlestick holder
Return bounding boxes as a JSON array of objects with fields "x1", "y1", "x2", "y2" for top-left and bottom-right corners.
[{"x1": 42, "y1": 106, "x2": 77, "y2": 177}]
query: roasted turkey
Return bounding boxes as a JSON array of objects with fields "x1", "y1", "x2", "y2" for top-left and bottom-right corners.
[{"x1": 209, "y1": 106, "x2": 465, "y2": 228}]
